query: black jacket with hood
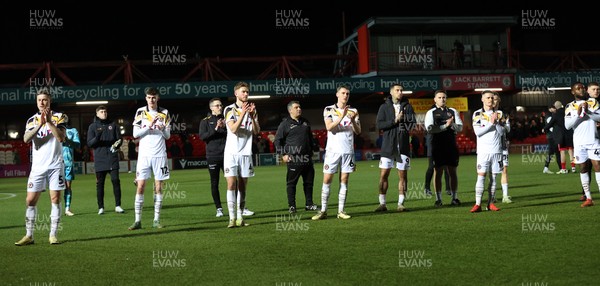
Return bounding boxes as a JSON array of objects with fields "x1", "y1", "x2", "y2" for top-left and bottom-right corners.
[{"x1": 87, "y1": 115, "x2": 122, "y2": 172}]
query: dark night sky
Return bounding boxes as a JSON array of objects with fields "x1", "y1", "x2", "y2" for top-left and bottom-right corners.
[{"x1": 1, "y1": 5, "x2": 593, "y2": 64}]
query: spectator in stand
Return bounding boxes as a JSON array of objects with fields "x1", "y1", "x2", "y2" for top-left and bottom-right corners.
[
  {"x1": 354, "y1": 134, "x2": 365, "y2": 150},
  {"x1": 529, "y1": 119, "x2": 541, "y2": 137},
  {"x1": 183, "y1": 136, "x2": 193, "y2": 157},
  {"x1": 257, "y1": 136, "x2": 269, "y2": 153},
  {"x1": 410, "y1": 132, "x2": 420, "y2": 158},
  {"x1": 127, "y1": 139, "x2": 137, "y2": 160},
  {"x1": 82, "y1": 145, "x2": 90, "y2": 162},
  {"x1": 169, "y1": 138, "x2": 182, "y2": 158}
]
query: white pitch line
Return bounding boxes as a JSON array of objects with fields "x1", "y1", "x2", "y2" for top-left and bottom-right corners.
[{"x1": 0, "y1": 193, "x2": 17, "y2": 200}]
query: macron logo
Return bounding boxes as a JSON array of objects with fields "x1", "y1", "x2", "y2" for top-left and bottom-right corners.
[{"x1": 179, "y1": 159, "x2": 187, "y2": 169}]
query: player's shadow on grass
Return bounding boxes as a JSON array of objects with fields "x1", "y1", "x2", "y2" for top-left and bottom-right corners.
[
  {"x1": 513, "y1": 192, "x2": 577, "y2": 200},
  {"x1": 59, "y1": 224, "x2": 212, "y2": 244},
  {"x1": 0, "y1": 224, "x2": 22, "y2": 230},
  {"x1": 161, "y1": 202, "x2": 212, "y2": 210}
]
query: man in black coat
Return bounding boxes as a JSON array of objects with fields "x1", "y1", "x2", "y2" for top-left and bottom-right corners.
[
  {"x1": 87, "y1": 105, "x2": 124, "y2": 215},
  {"x1": 375, "y1": 84, "x2": 416, "y2": 212}
]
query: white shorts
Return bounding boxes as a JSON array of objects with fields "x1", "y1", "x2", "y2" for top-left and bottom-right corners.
[
  {"x1": 323, "y1": 152, "x2": 355, "y2": 174},
  {"x1": 502, "y1": 149, "x2": 509, "y2": 167},
  {"x1": 574, "y1": 143, "x2": 600, "y2": 164},
  {"x1": 476, "y1": 153, "x2": 503, "y2": 174},
  {"x1": 379, "y1": 155, "x2": 411, "y2": 170},
  {"x1": 136, "y1": 156, "x2": 170, "y2": 181},
  {"x1": 224, "y1": 155, "x2": 255, "y2": 178},
  {"x1": 27, "y1": 168, "x2": 65, "y2": 192}
]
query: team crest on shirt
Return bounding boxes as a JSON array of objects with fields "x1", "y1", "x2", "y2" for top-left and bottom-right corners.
[{"x1": 108, "y1": 125, "x2": 113, "y2": 130}]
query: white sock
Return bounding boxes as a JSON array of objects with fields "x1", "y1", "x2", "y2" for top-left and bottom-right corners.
[
  {"x1": 134, "y1": 194, "x2": 144, "y2": 222},
  {"x1": 25, "y1": 206, "x2": 36, "y2": 238},
  {"x1": 321, "y1": 184, "x2": 330, "y2": 212},
  {"x1": 475, "y1": 175, "x2": 485, "y2": 205},
  {"x1": 50, "y1": 203, "x2": 60, "y2": 237},
  {"x1": 502, "y1": 183, "x2": 509, "y2": 197},
  {"x1": 581, "y1": 173, "x2": 591, "y2": 199},
  {"x1": 154, "y1": 194, "x2": 163, "y2": 221},
  {"x1": 227, "y1": 190, "x2": 236, "y2": 221},
  {"x1": 435, "y1": 192, "x2": 442, "y2": 201},
  {"x1": 237, "y1": 190, "x2": 246, "y2": 218},
  {"x1": 452, "y1": 191, "x2": 457, "y2": 200},
  {"x1": 338, "y1": 183, "x2": 348, "y2": 213},
  {"x1": 398, "y1": 194, "x2": 405, "y2": 206},
  {"x1": 378, "y1": 194, "x2": 386, "y2": 205}
]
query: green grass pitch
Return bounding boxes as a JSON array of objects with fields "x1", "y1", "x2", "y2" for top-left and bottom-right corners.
[{"x1": 1, "y1": 154, "x2": 598, "y2": 285}]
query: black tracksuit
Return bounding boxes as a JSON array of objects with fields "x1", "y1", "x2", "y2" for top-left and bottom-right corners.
[
  {"x1": 87, "y1": 116, "x2": 122, "y2": 209},
  {"x1": 274, "y1": 116, "x2": 319, "y2": 208},
  {"x1": 199, "y1": 113, "x2": 226, "y2": 209}
]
